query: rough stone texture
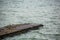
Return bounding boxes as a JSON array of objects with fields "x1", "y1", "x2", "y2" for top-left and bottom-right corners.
[{"x1": 0, "y1": 0, "x2": 60, "y2": 40}]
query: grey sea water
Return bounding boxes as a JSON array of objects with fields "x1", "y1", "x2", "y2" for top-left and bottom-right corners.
[{"x1": 0, "y1": 0, "x2": 60, "y2": 40}]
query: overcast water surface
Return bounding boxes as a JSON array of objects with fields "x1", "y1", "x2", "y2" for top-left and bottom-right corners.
[{"x1": 0, "y1": 0, "x2": 60, "y2": 40}]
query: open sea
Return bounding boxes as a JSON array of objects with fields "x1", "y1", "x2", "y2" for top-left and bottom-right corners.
[{"x1": 0, "y1": 0, "x2": 60, "y2": 40}]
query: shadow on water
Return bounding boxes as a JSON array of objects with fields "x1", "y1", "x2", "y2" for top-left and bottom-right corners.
[{"x1": 0, "y1": 24, "x2": 44, "y2": 40}]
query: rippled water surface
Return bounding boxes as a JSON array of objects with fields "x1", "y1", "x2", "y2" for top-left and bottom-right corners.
[{"x1": 0, "y1": 0, "x2": 60, "y2": 40}]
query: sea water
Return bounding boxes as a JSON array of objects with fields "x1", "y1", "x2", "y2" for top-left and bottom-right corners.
[{"x1": 0, "y1": 0, "x2": 60, "y2": 40}]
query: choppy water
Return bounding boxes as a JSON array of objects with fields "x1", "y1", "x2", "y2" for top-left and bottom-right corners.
[{"x1": 0, "y1": 0, "x2": 60, "y2": 40}]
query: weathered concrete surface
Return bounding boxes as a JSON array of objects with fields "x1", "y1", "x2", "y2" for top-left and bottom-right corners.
[{"x1": 0, "y1": 0, "x2": 60, "y2": 40}]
